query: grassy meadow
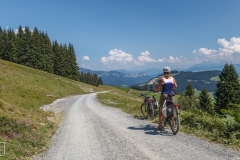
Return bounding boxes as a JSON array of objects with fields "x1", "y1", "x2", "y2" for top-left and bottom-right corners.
[
  {"x1": 0, "y1": 59, "x2": 239, "y2": 159},
  {"x1": 97, "y1": 88, "x2": 240, "y2": 150},
  {"x1": 0, "y1": 59, "x2": 104, "y2": 159}
]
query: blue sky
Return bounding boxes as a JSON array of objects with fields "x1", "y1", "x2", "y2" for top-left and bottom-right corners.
[{"x1": 1, "y1": 0, "x2": 240, "y2": 71}]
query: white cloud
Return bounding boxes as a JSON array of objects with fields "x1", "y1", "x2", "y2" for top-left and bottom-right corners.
[
  {"x1": 157, "y1": 58, "x2": 165, "y2": 62},
  {"x1": 198, "y1": 48, "x2": 217, "y2": 56},
  {"x1": 14, "y1": 29, "x2": 18, "y2": 34},
  {"x1": 218, "y1": 37, "x2": 240, "y2": 53},
  {"x1": 82, "y1": 56, "x2": 90, "y2": 61},
  {"x1": 134, "y1": 60, "x2": 144, "y2": 66},
  {"x1": 193, "y1": 37, "x2": 240, "y2": 63},
  {"x1": 101, "y1": 49, "x2": 134, "y2": 64},
  {"x1": 14, "y1": 28, "x2": 34, "y2": 34},
  {"x1": 137, "y1": 50, "x2": 156, "y2": 62},
  {"x1": 168, "y1": 56, "x2": 180, "y2": 63}
]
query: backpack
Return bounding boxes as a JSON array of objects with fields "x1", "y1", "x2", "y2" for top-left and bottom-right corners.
[
  {"x1": 153, "y1": 100, "x2": 158, "y2": 109},
  {"x1": 162, "y1": 100, "x2": 174, "y2": 119}
]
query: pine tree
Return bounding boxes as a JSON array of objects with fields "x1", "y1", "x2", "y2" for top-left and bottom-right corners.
[
  {"x1": 16, "y1": 25, "x2": 25, "y2": 64},
  {"x1": 144, "y1": 84, "x2": 148, "y2": 91},
  {"x1": 30, "y1": 27, "x2": 41, "y2": 69},
  {"x1": 149, "y1": 85, "x2": 153, "y2": 92},
  {"x1": 98, "y1": 77, "x2": 103, "y2": 85},
  {"x1": 0, "y1": 27, "x2": 3, "y2": 58},
  {"x1": 198, "y1": 87, "x2": 213, "y2": 113},
  {"x1": 215, "y1": 63, "x2": 240, "y2": 113},
  {"x1": 93, "y1": 74, "x2": 99, "y2": 86},
  {"x1": 1, "y1": 25, "x2": 81, "y2": 82},
  {"x1": 67, "y1": 43, "x2": 79, "y2": 81},
  {"x1": 6, "y1": 29, "x2": 17, "y2": 62},
  {"x1": 17, "y1": 26, "x2": 33, "y2": 66},
  {"x1": 40, "y1": 32, "x2": 54, "y2": 73},
  {"x1": 185, "y1": 82, "x2": 195, "y2": 97},
  {"x1": 0, "y1": 29, "x2": 8, "y2": 60},
  {"x1": 53, "y1": 41, "x2": 63, "y2": 76}
]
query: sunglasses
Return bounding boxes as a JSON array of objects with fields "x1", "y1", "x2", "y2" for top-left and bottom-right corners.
[{"x1": 164, "y1": 72, "x2": 169, "y2": 75}]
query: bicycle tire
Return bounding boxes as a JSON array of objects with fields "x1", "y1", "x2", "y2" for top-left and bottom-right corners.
[
  {"x1": 169, "y1": 106, "x2": 180, "y2": 135},
  {"x1": 141, "y1": 103, "x2": 148, "y2": 118},
  {"x1": 148, "y1": 103, "x2": 155, "y2": 119},
  {"x1": 163, "y1": 117, "x2": 167, "y2": 127}
]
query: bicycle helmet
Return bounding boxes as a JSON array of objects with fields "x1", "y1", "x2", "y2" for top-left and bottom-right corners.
[{"x1": 163, "y1": 66, "x2": 171, "y2": 73}]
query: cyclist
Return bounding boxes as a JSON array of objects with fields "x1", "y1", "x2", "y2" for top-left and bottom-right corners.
[{"x1": 154, "y1": 66, "x2": 177, "y2": 130}]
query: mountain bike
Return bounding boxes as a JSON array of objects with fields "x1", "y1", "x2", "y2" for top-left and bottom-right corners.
[
  {"x1": 140, "y1": 92, "x2": 158, "y2": 119},
  {"x1": 161, "y1": 93, "x2": 180, "y2": 135}
]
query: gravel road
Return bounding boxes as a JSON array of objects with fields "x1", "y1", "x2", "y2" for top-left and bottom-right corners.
[{"x1": 36, "y1": 92, "x2": 240, "y2": 160}]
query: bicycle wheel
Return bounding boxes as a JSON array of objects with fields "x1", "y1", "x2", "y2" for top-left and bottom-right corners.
[
  {"x1": 141, "y1": 103, "x2": 148, "y2": 118},
  {"x1": 163, "y1": 117, "x2": 167, "y2": 127},
  {"x1": 169, "y1": 106, "x2": 180, "y2": 135},
  {"x1": 148, "y1": 103, "x2": 154, "y2": 119}
]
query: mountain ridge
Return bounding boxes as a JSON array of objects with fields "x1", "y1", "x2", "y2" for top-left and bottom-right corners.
[{"x1": 79, "y1": 68, "x2": 153, "y2": 87}]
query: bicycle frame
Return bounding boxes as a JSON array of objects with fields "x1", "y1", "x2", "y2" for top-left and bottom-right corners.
[
  {"x1": 140, "y1": 93, "x2": 157, "y2": 119},
  {"x1": 161, "y1": 93, "x2": 180, "y2": 135}
]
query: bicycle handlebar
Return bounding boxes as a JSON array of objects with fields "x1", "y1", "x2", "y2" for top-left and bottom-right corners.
[{"x1": 140, "y1": 92, "x2": 158, "y2": 101}]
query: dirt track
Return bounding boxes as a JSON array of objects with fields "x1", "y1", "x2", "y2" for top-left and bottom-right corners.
[{"x1": 36, "y1": 92, "x2": 240, "y2": 160}]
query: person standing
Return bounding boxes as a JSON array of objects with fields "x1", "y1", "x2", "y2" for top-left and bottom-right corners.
[{"x1": 154, "y1": 66, "x2": 177, "y2": 130}]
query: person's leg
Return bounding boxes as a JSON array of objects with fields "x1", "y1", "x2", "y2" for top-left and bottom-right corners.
[{"x1": 158, "y1": 94, "x2": 167, "y2": 129}]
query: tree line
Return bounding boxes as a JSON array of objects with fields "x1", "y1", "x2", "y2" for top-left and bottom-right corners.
[
  {"x1": 179, "y1": 64, "x2": 240, "y2": 145},
  {"x1": 130, "y1": 70, "x2": 220, "y2": 93},
  {"x1": 79, "y1": 72, "x2": 103, "y2": 87},
  {"x1": 182, "y1": 63, "x2": 240, "y2": 113},
  {"x1": 133, "y1": 64, "x2": 240, "y2": 145},
  {"x1": 0, "y1": 25, "x2": 102, "y2": 86}
]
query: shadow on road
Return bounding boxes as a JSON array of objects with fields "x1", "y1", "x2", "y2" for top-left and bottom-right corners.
[
  {"x1": 133, "y1": 116, "x2": 146, "y2": 120},
  {"x1": 127, "y1": 124, "x2": 174, "y2": 136}
]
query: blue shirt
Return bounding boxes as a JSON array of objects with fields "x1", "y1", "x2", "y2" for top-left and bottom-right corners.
[{"x1": 161, "y1": 77, "x2": 174, "y2": 94}]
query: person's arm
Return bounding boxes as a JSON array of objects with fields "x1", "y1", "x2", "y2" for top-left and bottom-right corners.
[
  {"x1": 173, "y1": 77, "x2": 177, "y2": 91},
  {"x1": 154, "y1": 78, "x2": 163, "y2": 92}
]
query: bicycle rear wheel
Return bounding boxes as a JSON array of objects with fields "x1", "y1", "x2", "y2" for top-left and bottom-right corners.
[
  {"x1": 169, "y1": 106, "x2": 180, "y2": 135},
  {"x1": 141, "y1": 103, "x2": 148, "y2": 118},
  {"x1": 148, "y1": 103, "x2": 154, "y2": 119}
]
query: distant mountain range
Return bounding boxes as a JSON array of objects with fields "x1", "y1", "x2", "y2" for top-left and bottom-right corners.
[
  {"x1": 185, "y1": 62, "x2": 240, "y2": 74},
  {"x1": 114, "y1": 68, "x2": 163, "y2": 77},
  {"x1": 140, "y1": 70, "x2": 221, "y2": 93},
  {"x1": 79, "y1": 68, "x2": 152, "y2": 87},
  {"x1": 79, "y1": 62, "x2": 240, "y2": 87}
]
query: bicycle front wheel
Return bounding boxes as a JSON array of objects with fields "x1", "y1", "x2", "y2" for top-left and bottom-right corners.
[
  {"x1": 169, "y1": 106, "x2": 180, "y2": 135},
  {"x1": 148, "y1": 103, "x2": 154, "y2": 119},
  {"x1": 141, "y1": 103, "x2": 148, "y2": 118}
]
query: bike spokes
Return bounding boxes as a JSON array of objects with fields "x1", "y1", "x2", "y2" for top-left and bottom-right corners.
[
  {"x1": 169, "y1": 107, "x2": 180, "y2": 135},
  {"x1": 141, "y1": 103, "x2": 148, "y2": 118},
  {"x1": 148, "y1": 103, "x2": 154, "y2": 119}
]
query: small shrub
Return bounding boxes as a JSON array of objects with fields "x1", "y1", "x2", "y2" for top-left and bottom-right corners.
[{"x1": 176, "y1": 94, "x2": 198, "y2": 110}]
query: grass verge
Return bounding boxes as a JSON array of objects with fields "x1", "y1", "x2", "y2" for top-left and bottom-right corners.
[
  {"x1": 0, "y1": 59, "x2": 103, "y2": 159},
  {"x1": 97, "y1": 87, "x2": 240, "y2": 150},
  {"x1": 97, "y1": 87, "x2": 161, "y2": 123}
]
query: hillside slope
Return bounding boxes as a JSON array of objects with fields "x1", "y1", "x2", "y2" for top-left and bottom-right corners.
[
  {"x1": 140, "y1": 70, "x2": 221, "y2": 93},
  {"x1": 80, "y1": 68, "x2": 153, "y2": 87},
  {"x1": 0, "y1": 59, "x2": 103, "y2": 159}
]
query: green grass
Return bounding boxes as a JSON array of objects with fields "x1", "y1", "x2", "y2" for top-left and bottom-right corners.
[
  {"x1": 0, "y1": 59, "x2": 104, "y2": 159},
  {"x1": 1, "y1": 58, "x2": 239, "y2": 159},
  {"x1": 210, "y1": 76, "x2": 220, "y2": 81},
  {"x1": 97, "y1": 88, "x2": 240, "y2": 150},
  {"x1": 111, "y1": 86, "x2": 131, "y2": 93},
  {"x1": 97, "y1": 89, "x2": 163, "y2": 124},
  {"x1": 194, "y1": 89, "x2": 215, "y2": 101},
  {"x1": 180, "y1": 109, "x2": 240, "y2": 149}
]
